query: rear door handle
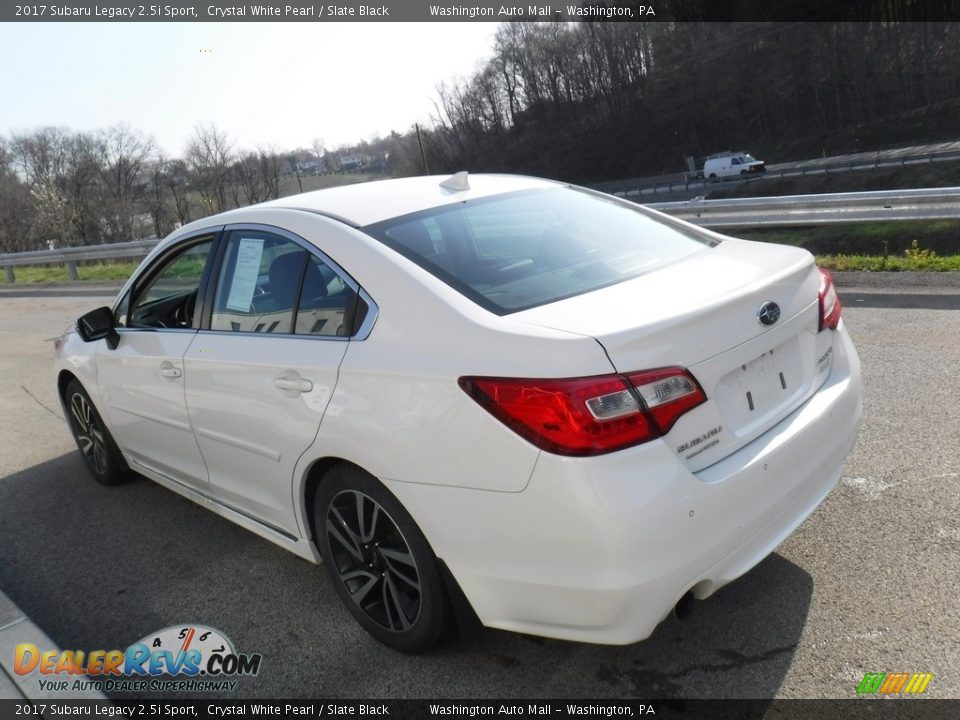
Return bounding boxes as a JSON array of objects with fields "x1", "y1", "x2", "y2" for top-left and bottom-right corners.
[
  {"x1": 158, "y1": 362, "x2": 182, "y2": 379},
  {"x1": 273, "y1": 377, "x2": 313, "y2": 393}
]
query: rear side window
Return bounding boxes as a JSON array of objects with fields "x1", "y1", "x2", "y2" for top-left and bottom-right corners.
[
  {"x1": 210, "y1": 230, "x2": 358, "y2": 337},
  {"x1": 294, "y1": 254, "x2": 354, "y2": 337},
  {"x1": 364, "y1": 187, "x2": 715, "y2": 314},
  {"x1": 211, "y1": 231, "x2": 305, "y2": 334}
]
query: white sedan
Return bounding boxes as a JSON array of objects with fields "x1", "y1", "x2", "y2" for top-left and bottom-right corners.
[{"x1": 55, "y1": 173, "x2": 862, "y2": 652}]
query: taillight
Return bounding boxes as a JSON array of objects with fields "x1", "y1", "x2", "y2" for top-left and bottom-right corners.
[
  {"x1": 459, "y1": 367, "x2": 706, "y2": 457},
  {"x1": 626, "y1": 368, "x2": 706, "y2": 435},
  {"x1": 818, "y1": 267, "x2": 842, "y2": 331}
]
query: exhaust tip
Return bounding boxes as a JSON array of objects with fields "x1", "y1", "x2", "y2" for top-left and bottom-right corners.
[{"x1": 674, "y1": 591, "x2": 696, "y2": 621}]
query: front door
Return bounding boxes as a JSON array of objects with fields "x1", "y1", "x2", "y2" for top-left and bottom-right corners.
[{"x1": 97, "y1": 236, "x2": 215, "y2": 488}]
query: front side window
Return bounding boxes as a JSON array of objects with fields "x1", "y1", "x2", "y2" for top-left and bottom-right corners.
[
  {"x1": 210, "y1": 230, "x2": 357, "y2": 337},
  {"x1": 128, "y1": 238, "x2": 214, "y2": 329},
  {"x1": 365, "y1": 187, "x2": 715, "y2": 314}
]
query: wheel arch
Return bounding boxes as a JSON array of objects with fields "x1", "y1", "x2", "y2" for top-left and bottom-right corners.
[
  {"x1": 296, "y1": 455, "x2": 482, "y2": 639},
  {"x1": 58, "y1": 369, "x2": 132, "y2": 479},
  {"x1": 57, "y1": 369, "x2": 107, "y2": 422},
  {"x1": 57, "y1": 369, "x2": 94, "y2": 415},
  {"x1": 57, "y1": 369, "x2": 78, "y2": 404},
  {"x1": 299, "y1": 455, "x2": 355, "y2": 548}
]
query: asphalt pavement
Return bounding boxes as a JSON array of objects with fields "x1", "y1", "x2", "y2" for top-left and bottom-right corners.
[{"x1": 0, "y1": 283, "x2": 957, "y2": 699}]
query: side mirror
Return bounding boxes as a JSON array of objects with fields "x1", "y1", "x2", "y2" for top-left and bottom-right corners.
[{"x1": 77, "y1": 307, "x2": 120, "y2": 350}]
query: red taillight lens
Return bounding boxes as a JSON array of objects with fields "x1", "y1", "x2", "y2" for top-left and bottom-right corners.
[
  {"x1": 818, "y1": 267, "x2": 842, "y2": 331},
  {"x1": 459, "y1": 368, "x2": 706, "y2": 456}
]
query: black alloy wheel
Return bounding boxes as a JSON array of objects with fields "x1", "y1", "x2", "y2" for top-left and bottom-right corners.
[
  {"x1": 316, "y1": 465, "x2": 451, "y2": 652},
  {"x1": 327, "y1": 489, "x2": 422, "y2": 632}
]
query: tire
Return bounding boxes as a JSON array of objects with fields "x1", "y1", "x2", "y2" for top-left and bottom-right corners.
[
  {"x1": 315, "y1": 465, "x2": 452, "y2": 653},
  {"x1": 708, "y1": 173, "x2": 718, "y2": 182},
  {"x1": 740, "y1": 170, "x2": 748, "y2": 177},
  {"x1": 64, "y1": 379, "x2": 130, "y2": 485}
]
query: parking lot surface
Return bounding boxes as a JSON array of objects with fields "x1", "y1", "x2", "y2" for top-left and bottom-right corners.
[{"x1": 0, "y1": 286, "x2": 957, "y2": 699}]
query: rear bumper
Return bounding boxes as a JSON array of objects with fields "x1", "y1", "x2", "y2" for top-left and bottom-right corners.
[{"x1": 387, "y1": 325, "x2": 861, "y2": 645}]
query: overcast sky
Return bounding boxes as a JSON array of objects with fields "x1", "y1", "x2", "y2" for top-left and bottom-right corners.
[{"x1": 0, "y1": 22, "x2": 499, "y2": 154}]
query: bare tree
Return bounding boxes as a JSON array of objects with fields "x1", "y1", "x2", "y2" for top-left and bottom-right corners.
[
  {"x1": 165, "y1": 158, "x2": 193, "y2": 226},
  {"x1": 0, "y1": 138, "x2": 36, "y2": 253},
  {"x1": 185, "y1": 123, "x2": 234, "y2": 215},
  {"x1": 233, "y1": 151, "x2": 267, "y2": 206},
  {"x1": 257, "y1": 148, "x2": 283, "y2": 199},
  {"x1": 9, "y1": 127, "x2": 70, "y2": 185},
  {"x1": 98, "y1": 124, "x2": 155, "y2": 242},
  {"x1": 146, "y1": 154, "x2": 181, "y2": 239},
  {"x1": 311, "y1": 137, "x2": 326, "y2": 171},
  {"x1": 10, "y1": 128, "x2": 73, "y2": 247},
  {"x1": 61, "y1": 132, "x2": 104, "y2": 245}
]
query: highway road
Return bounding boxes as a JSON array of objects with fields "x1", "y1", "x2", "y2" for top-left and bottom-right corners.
[
  {"x1": 598, "y1": 139, "x2": 960, "y2": 201},
  {"x1": 0, "y1": 285, "x2": 958, "y2": 699},
  {"x1": 648, "y1": 187, "x2": 960, "y2": 228}
]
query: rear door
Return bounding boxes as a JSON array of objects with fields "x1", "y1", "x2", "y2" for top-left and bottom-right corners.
[{"x1": 182, "y1": 225, "x2": 361, "y2": 535}]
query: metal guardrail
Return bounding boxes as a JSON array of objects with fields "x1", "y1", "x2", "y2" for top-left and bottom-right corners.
[
  {"x1": 0, "y1": 238, "x2": 159, "y2": 283},
  {"x1": 1, "y1": 188, "x2": 959, "y2": 282},
  {"x1": 647, "y1": 187, "x2": 960, "y2": 227}
]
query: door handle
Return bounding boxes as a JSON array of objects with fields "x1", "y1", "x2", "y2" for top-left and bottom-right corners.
[
  {"x1": 158, "y1": 363, "x2": 182, "y2": 379},
  {"x1": 273, "y1": 377, "x2": 313, "y2": 393}
]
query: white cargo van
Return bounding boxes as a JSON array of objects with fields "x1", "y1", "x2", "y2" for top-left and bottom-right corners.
[{"x1": 704, "y1": 152, "x2": 765, "y2": 180}]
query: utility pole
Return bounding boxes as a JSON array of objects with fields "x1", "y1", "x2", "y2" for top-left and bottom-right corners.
[
  {"x1": 291, "y1": 155, "x2": 304, "y2": 193},
  {"x1": 415, "y1": 124, "x2": 430, "y2": 175}
]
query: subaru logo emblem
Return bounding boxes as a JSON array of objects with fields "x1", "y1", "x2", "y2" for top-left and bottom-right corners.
[{"x1": 757, "y1": 301, "x2": 781, "y2": 326}]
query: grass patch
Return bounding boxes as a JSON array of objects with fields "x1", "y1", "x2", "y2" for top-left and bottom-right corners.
[
  {"x1": 816, "y1": 254, "x2": 960, "y2": 271},
  {"x1": 736, "y1": 220, "x2": 960, "y2": 270},
  {"x1": 731, "y1": 219, "x2": 960, "y2": 256},
  {"x1": 817, "y1": 237, "x2": 960, "y2": 270},
  {"x1": 1, "y1": 261, "x2": 139, "y2": 284}
]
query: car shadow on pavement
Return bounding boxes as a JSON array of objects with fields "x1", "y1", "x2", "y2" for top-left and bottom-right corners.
[{"x1": 1, "y1": 453, "x2": 812, "y2": 701}]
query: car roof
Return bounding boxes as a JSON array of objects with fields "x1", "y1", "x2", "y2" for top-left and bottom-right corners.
[{"x1": 198, "y1": 173, "x2": 564, "y2": 231}]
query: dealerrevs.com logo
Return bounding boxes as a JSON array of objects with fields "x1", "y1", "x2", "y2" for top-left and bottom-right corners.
[{"x1": 14, "y1": 624, "x2": 262, "y2": 693}]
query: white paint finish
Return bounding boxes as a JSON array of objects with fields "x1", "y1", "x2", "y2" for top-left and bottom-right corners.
[
  {"x1": 386, "y1": 327, "x2": 861, "y2": 643},
  {"x1": 183, "y1": 332, "x2": 346, "y2": 536},
  {"x1": 165, "y1": 175, "x2": 560, "y2": 240},
  {"x1": 259, "y1": 173, "x2": 560, "y2": 227},
  {"x1": 53, "y1": 175, "x2": 864, "y2": 645},
  {"x1": 93, "y1": 329, "x2": 208, "y2": 487},
  {"x1": 511, "y1": 237, "x2": 818, "y2": 369}
]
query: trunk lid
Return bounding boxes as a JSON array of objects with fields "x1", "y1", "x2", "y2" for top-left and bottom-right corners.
[{"x1": 511, "y1": 238, "x2": 834, "y2": 470}]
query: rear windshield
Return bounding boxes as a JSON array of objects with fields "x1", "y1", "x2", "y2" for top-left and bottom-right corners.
[{"x1": 363, "y1": 187, "x2": 716, "y2": 314}]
